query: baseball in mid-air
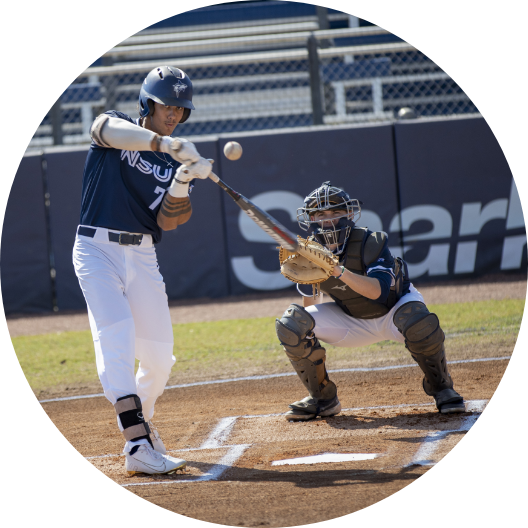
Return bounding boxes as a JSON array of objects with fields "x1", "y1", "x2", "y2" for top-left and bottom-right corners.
[{"x1": 224, "y1": 141, "x2": 243, "y2": 161}]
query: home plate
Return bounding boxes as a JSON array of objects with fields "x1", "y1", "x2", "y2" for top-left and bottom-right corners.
[{"x1": 271, "y1": 453, "x2": 379, "y2": 466}]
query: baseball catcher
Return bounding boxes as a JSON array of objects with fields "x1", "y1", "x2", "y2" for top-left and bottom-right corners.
[{"x1": 276, "y1": 181, "x2": 465, "y2": 421}]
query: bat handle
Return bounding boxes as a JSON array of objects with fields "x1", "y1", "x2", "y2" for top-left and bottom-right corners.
[
  {"x1": 172, "y1": 143, "x2": 218, "y2": 184},
  {"x1": 209, "y1": 171, "x2": 220, "y2": 183},
  {"x1": 205, "y1": 159, "x2": 220, "y2": 182}
]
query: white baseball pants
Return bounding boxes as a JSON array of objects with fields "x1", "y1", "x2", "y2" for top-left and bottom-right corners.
[
  {"x1": 73, "y1": 226, "x2": 175, "y2": 450},
  {"x1": 306, "y1": 285, "x2": 425, "y2": 347}
]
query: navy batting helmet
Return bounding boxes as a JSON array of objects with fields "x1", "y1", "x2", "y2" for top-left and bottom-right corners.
[{"x1": 139, "y1": 66, "x2": 195, "y2": 123}]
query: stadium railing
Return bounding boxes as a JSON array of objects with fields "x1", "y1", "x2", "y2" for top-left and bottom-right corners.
[
  {"x1": 104, "y1": 25, "x2": 390, "y2": 60},
  {"x1": 29, "y1": 24, "x2": 477, "y2": 149}
]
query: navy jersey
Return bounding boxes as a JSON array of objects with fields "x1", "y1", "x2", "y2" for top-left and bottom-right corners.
[
  {"x1": 79, "y1": 111, "x2": 182, "y2": 244},
  {"x1": 301, "y1": 246, "x2": 411, "y2": 301},
  {"x1": 365, "y1": 245, "x2": 410, "y2": 304}
]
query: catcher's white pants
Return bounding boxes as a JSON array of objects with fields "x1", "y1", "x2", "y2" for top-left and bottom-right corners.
[
  {"x1": 306, "y1": 285, "x2": 425, "y2": 347},
  {"x1": 73, "y1": 226, "x2": 175, "y2": 450}
]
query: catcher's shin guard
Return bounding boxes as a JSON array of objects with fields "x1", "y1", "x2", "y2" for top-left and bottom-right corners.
[
  {"x1": 114, "y1": 394, "x2": 153, "y2": 446},
  {"x1": 411, "y1": 346, "x2": 465, "y2": 413},
  {"x1": 393, "y1": 302, "x2": 465, "y2": 413},
  {"x1": 276, "y1": 304, "x2": 341, "y2": 420}
]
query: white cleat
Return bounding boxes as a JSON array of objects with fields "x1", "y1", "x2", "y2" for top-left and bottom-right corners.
[
  {"x1": 125, "y1": 444, "x2": 186, "y2": 476},
  {"x1": 148, "y1": 420, "x2": 167, "y2": 454}
]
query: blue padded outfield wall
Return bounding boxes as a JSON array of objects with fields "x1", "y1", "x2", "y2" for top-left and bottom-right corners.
[
  {"x1": 2, "y1": 116, "x2": 525, "y2": 314},
  {"x1": 1, "y1": 154, "x2": 54, "y2": 313}
]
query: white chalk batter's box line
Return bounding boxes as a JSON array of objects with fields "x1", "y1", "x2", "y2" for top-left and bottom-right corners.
[
  {"x1": 86, "y1": 403, "x2": 446, "y2": 460},
  {"x1": 85, "y1": 400, "x2": 485, "y2": 460},
  {"x1": 40, "y1": 356, "x2": 510, "y2": 404},
  {"x1": 104, "y1": 399, "x2": 487, "y2": 488}
]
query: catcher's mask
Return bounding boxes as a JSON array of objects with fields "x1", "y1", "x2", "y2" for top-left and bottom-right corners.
[
  {"x1": 138, "y1": 66, "x2": 194, "y2": 123},
  {"x1": 297, "y1": 181, "x2": 361, "y2": 255}
]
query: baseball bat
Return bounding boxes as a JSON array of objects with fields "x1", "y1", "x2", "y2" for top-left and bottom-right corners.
[
  {"x1": 208, "y1": 171, "x2": 300, "y2": 251},
  {"x1": 174, "y1": 139, "x2": 299, "y2": 251},
  {"x1": 173, "y1": 142, "x2": 299, "y2": 251}
]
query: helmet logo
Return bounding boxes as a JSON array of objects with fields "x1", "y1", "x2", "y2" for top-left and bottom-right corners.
[{"x1": 173, "y1": 80, "x2": 187, "y2": 96}]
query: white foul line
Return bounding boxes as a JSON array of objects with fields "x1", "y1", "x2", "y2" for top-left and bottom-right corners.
[
  {"x1": 39, "y1": 356, "x2": 510, "y2": 403},
  {"x1": 408, "y1": 400, "x2": 487, "y2": 467}
]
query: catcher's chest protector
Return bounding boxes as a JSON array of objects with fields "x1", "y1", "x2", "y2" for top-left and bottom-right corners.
[{"x1": 320, "y1": 227, "x2": 396, "y2": 319}]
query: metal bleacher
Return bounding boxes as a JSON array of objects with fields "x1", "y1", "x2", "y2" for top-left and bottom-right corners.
[{"x1": 30, "y1": 3, "x2": 478, "y2": 149}]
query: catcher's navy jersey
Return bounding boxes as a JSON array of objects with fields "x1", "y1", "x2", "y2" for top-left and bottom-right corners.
[
  {"x1": 365, "y1": 245, "x2": 410, "y2": 303},
  {"x1": 79, "y1": 111, "x2": 182, "y2": 244}
]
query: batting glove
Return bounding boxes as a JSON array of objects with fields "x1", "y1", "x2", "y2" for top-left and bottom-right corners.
[
  {"x1": 175, "y1": 157, "x2": 212, "y2": 182},
  {"x1": 160, "y1": 137, "x2": 200, "y2": 165}
]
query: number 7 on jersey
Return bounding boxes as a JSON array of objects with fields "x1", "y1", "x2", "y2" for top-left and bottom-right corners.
[{"x1": 149, "y1": 186, "x2": 167, "y2": 210}]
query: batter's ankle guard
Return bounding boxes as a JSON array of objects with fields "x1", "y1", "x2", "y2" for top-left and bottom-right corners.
[{"x1": 114, "y1": 394, "x2": 153, "y2": 447}]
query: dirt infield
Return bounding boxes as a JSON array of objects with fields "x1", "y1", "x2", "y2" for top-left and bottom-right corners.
[
  {"x1": 42, "y1": 359, "x2": 504, "y2": 526},
  {"x1": 26, "y1": 273, "x2": 524, "y2": 525}
]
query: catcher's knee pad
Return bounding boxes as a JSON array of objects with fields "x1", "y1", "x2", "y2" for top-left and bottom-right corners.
[
  {"x1": 276, "y1": 304, "x2": 329, "y2": 398},
  {"x1": 276, "y1": 304, "x2": 317, "y2": 359},
  {"x1": 114, "y1": 394, "x2": 152, "y2": 445},
  {"x1": 393, "y1": 301, "x2": 445, "y2": 356}
]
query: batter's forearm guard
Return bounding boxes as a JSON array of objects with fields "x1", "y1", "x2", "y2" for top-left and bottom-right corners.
[
  {"x1": 90, "y1": 114, "x2": 158, "y2": 151},
  {"x1": 90, "y1": 114, "x2": 111, "y2": 148},
  {"x1": 114, "y1": 394, "x2": 152, "y2": 446}
]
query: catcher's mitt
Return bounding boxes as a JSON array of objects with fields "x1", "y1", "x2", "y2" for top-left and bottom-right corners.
[{"x1": 279, "y1": 236, "x2": 339, "y2": 285}]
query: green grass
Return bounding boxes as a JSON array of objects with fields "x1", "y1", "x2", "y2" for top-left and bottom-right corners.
[
  {"x1": 431, "y1": 300, "x2": 523, "y2": 333},
  {"x1": 12, "y1": 299, "x2": 525, "y2": 396},
  {"x1": 13, "y1": 331, "x2": 97, "y2": 391}
]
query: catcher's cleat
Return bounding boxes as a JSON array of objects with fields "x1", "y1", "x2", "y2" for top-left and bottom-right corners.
[
  {"x1": 125, "y1": 444, "x2": 186, "y2": 475},
  {"x1": 147, "y1": 420, "x2": 167, "y2": 454},
  {"x1": 435, "y1": 388, "x2": 466, "y2": 413},
  {"x1": 285, "y1": 394, "x2": 341, "y2": 421}
]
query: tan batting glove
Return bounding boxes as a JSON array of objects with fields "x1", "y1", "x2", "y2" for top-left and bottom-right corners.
[
  {"x1": 175, "y1": 157, "x2": 213, "y2": 182},
  {"x1": 159, "y1": 137, "x2": 200, "y2": 165},
  {"x1": 167, "y1": 158, "x2": 214, "y2": 198}
]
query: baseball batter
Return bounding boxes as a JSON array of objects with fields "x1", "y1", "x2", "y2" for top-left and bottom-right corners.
[
  {"x1": 276, "y1": 182, "x2": 465, "y2": 421},
  {"x1": 73, "y1": 66, "x2": 212, "y2": 474}
]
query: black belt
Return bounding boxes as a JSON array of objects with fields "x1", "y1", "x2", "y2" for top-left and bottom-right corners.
[{"x1": 78, "y1": 226, "x2": 144, "y2": 246}]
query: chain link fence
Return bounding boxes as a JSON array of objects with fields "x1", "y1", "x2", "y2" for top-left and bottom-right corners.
[
  {"x1": 29, "y1": 10, "x2": 478, "y2": 150},
  {"x1": 319, "y1": 46, "x2": 476, "y2": 124}
]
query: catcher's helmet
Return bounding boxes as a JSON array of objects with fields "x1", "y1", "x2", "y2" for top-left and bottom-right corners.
[
  {"x1": 139, "y1": 66, "x2": 195, "y2": 123},
  {"x1": 297, "y1": 181, "x2": 361, "y2": 254}
]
